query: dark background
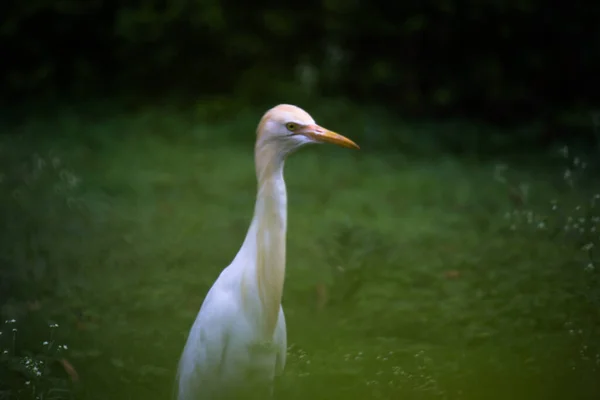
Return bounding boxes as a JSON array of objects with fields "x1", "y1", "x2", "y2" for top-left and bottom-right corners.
[
  {"x1": 2, "y1": 2, "x2": 600, "y2": 399},
  {"x1": 2, "y1": 0, "x2": 600, "y2": 136}
]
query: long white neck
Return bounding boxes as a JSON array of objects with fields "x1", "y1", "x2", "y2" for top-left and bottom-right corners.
[{"x1": 235, "y1": 143, "x2": 287, "y2": 338}]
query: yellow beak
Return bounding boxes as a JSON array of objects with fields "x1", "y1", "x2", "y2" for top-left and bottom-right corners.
[{"x1": 300, "y1": 124, "x2": 360, "y2": 150}]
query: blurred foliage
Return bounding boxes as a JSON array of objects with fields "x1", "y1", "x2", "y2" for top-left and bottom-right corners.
[
  {"x1": 0, "y1": 108, "x2": 599, "y2": 398},
  {"x1": 1, "y1": 320, "x2": 75, "y2": 400},
  {"x1": 1, "y1": 0, "x2": 599, "y2": 124},
  {"x1": 0, "y1": 141, "x2": 93, "y2": 306}
]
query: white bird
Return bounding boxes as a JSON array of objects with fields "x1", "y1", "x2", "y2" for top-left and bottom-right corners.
[{"x1": 175, "y1": 104, "x2": 359, "y2": 400}]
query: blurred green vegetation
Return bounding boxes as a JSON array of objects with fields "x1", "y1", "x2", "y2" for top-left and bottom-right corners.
[
  {"x1": 0, "y1": 104, "x2": 599, "y2": 399},
  {"x1": 1, "y1": 0, "x2": 600, "y2": 126}
]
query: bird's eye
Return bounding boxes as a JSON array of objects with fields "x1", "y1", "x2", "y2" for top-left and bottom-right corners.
[{"x1": 285, "y1": 123, "x2": 298, "y2": 132}]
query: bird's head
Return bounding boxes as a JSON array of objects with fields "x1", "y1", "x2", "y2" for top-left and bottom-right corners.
[{"x1": 256, "y1": 104, "x2": 359, "y2": 156}]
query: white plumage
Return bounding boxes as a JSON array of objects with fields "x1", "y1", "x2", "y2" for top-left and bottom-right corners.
[{"x1": 176, "y1": 104, "x2": 359, "y2": 399}]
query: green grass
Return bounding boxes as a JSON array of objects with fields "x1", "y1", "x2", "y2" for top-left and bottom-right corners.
[{"x1": 0, "y1": 103, "x2": 599, "y2": 399}]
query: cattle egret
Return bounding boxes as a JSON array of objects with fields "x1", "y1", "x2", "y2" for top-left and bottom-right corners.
[{"x1": 175, "y1": 104, "x2": 359, "y2": 399}]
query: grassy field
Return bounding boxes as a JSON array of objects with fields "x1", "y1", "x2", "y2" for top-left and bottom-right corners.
[{"x1": 0, "y1": 102, "x2": 599, "y2": 400}]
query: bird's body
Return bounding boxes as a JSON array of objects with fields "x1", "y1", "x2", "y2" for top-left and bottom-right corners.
[{"x1": 176, "y1": 105, "x2": 358, "y2": 400}]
